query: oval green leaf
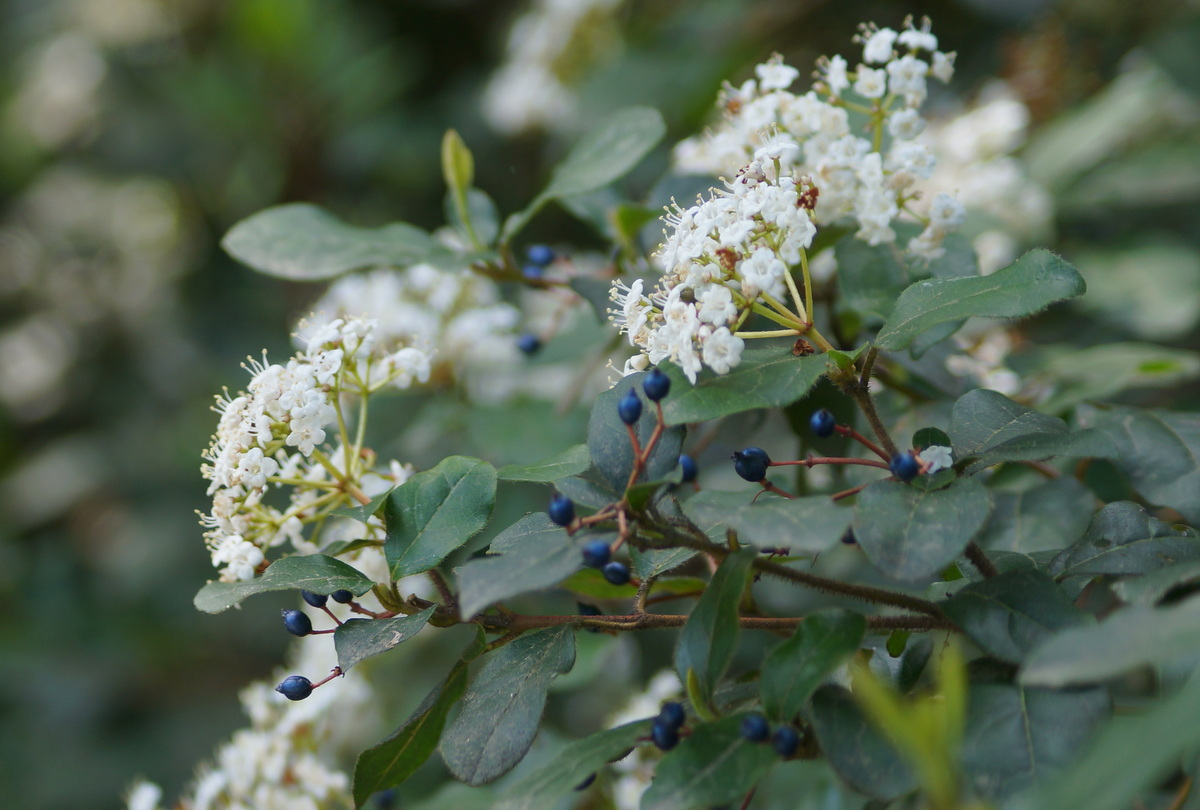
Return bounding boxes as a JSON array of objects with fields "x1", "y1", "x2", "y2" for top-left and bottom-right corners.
[{"x1": 193, "y1": 554, "x2": 375, "y2": 614}]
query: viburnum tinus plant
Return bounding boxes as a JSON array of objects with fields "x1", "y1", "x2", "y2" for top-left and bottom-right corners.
[{"x1": 136, "y1": 17, "x2": 1200, "y2": 810}]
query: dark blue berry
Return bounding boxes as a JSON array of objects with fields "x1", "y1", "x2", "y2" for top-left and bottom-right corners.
[
  {"x1": 374, "y1": 788, "x2": 398, "y2": 808},
  {"x1": 282, "y1": 609, "x2": 313, "y2": 636},
  {"x1": 643, "y1": 367, "x2": 671, "y2": 402},
  {"x1": 521, "y1": 264, "x2": 545, "y2": 281},
  {"x1": 582, "y1": 539, "x2": 612, "y2": 568},
  {"x1": 618, "y1": 388, "x2": 643, "y2": 425},
  {"x1": 650, "y1": 717, "x2": 680, "y2": 751},
  {"x1": 772, "y1": 726, "x2": 801, "y2": 757},
  {"x1": 276, "y1": 674, "x2": 313, "y2": 701},
  {"x1": 678, "y1": 454, "x2": 698, "y2": 483},
  {"x1": 840, "y1": 529, "x2": 857, "y2": 545},
  {"x1": 526, "y1": 244, "x2": 555, "y2": 267},
  {"x1": 331, "y1": 589, "x2": 354, "y2": 604},
  {"x1": 740, "y1": 713, "x2": 770, "y2": 742},
  {"x1": 301, "y1": 590, "x2": 328, "y2": 608},
  {"x1": 548, "y1": 493, "x2": 576, "y2": 527},
  {"x1": 577, "y1": 602, "x2": 603, "y2": 616},
  {"x1": 574, "y1": 772, "x2": 597, "y2": 790},
  {"x1": 657, "y1": 701, "x2": 686, "y2": 730},
  {"x1": 731, "y1": 447, "x2": 771, "y2": 482},
  {"x1": 517, "y1": 333, "x2": 541, "y2": 355},
  {"x1": 810, "y1": 408, "x2": 837, "y2": 438},
  {"x1": 889, "y1": 451, "x2": 921, "y2": 482},
  {"x1": 603, "y1": 561, "x2": 631, "y2": 585}
]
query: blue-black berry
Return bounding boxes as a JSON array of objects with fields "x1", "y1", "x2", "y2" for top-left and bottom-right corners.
[
  {"x1": 526, "y1": 244, "x2": 555, "y2": 267},
  {"x1": 840, "y1": 529, "x2": 857, "y2": 545},
  {"x1": 657, "y1": 701, "x2": 686, "y2": 730},
  {"x1": 574, "y1": 772, "x2": 597, "y2": 791},
  {"x1": 732, "y1": 447, "x2": 771, "y2": 482},
  {"x1": 521, "y1": 264, "x2": 544, "y2": 281},
  {"x1": 889, "y1": 451, "x2": 921, "y2": 482},
  {"x1": 548, "y1": 493, "x2": 576, "y2": 527},
  {"x1": 301, "y1": 590, "x2": 328, "y2": 608},
  {"x1": 581, "y1": 539, "x2": 612, "y2": 569},
  {"x1": 331, "y1": 589, "x2": 354, "y2": 604},
  {"x1": 810, "y1": 408, "x2": 837, "y2": 438},
  {"x1": 772, "y1": 726, "x2": 801, "y2": 757},
  {"x1": 374, "y1": 787, "x2": 398, "y2": 808},
  {"x1": 618, "y1": 388, "x2": 643, "y2": 425},
  {"x1": 603, "y1": 561, "x2": 631, "y2": 585},
  {"x1": 577, "y1": 602, "x2": 603, "y2": 617},
  {"x1": 276, "y1": 674, "x2": 313, "y2": 701},
  {"x1": 282, "y1": 609, "x2": 313, "y2": 636},
  {"x1": 643, "y1": 367, "x2": 671, "y2": 402},
  {"x1": 678, "y1": 454, "x2": 698, "y2": 483},
  {"x1": 740, "y1": 713, "x2": 770, "y2": 742},
  {"x1": 650, "y1": 717, "x2": 680, "y2": 751},
  {"x1": 517, "y1": 333, "x2": 541, "y2": 355}
]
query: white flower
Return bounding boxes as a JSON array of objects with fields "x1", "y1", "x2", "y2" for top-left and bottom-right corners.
[
  {"x1": 125, "y1": 780, "x2": 162, "y2": 810},
  {"x1": 755, "y1": 54, "x2": 800, "y2": 91},
  {"x1": 862, "y1": 27, "x2": 898, "y2": 64},
  {"x1": 931, "y1": 51, "x2": 956, "y2": 83},
  {"x1": 888, "y1": 108, "x2": 926, "y2": 140},
  {"x1": 919, "y1": 445, "x2": 953, "y2": 473},
  {"x1": 822, "y1": 54, "x2": 850, "y2": 96},
  {"x1": 211, "y1": 534, "x2": 264, "y2": 582},
  {"x1": 886, "y1": 55, "x2": 928, "y2": 106},
  {"x1": 929, "y1": 192, "x2": 967, "y2": 228},
  {"x1": 387, "y1": 347, "x2": 431, "y2": 388},
  {"x1": 697, "y1": 284, "x2": 737, "y2": 325},
  {"x1": 888, "y1": 141, "x2": 936, "y2": 179},
  {"x1": 898, "y1": 17, "x2": 938, "y2": 52},
  {"x1": 234, "y1": 446, "x2": 279, "y2": 490},
  {"x1": 700, "y1": 327, "x2": 744, "y2": 374},
  {"x1": 853, "y1": 65, "x2": 887, "y2": 99}
]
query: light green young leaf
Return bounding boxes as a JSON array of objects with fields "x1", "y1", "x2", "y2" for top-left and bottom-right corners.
[
  {"x1": 385, "y1": 456, "x2": 497, "y2": 579},
  {"x1": 810, "y1": 684, "x2": 917, "y2": 800},
  {"x1": 194, "y1": 554, "x2": 375, "y2": 614},
  {"x1": 875, "y1": 250, "x2": 1085, "y2": 351},
  {"x1": 441, "y1": 626, "x2": 576, "y2": 785}
]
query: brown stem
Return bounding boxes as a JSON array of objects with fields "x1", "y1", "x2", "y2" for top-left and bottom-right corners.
[
  {"x1": 428, "y1": 569, "x2": 457, "y2": 611},
  {"x1": 834, "y1": 424, "x2": 890, "y2": 461},
  {"x1": 964, "y1": 542, "x2": 999, "y2": 579},
  {"x1": 503, "y1": 611, "x2": 952, "y2": 633},
  {"x1": 758, "y1": 480, "x2": 796, "y2": 500},
  {"x1": 831, "y1": 483, "x2": 869, "y2": 502},
  {"x1": 772, "y1": 457, "x2": 890, "y2": 471},
  {"x1": 849, "y1": 347, "x2": 900, "y2": 458}
]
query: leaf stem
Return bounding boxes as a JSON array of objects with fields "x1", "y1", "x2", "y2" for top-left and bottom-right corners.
[{"x1": 964, "y1": 542, "x2": 999, "y2": 579}]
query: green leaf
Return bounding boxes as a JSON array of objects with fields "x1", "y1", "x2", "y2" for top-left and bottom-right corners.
[
  {"x1": 631, "y1": 545, "x2": 696, "y2": 580},
  {"x1": 501, "y1": 107, "x2": 665, "y2": 240},
  {"x1": 912, "y1": 427, "x2": 952, "y2": 451},
  {"x1": 1034, "y1": 343, "x2": 1200, "y2": 413},
  {"x1": 760, "y1": 609, "x2": 866, "y2": 722},
  {"x1": 661, "y1": 346, "x2": 826, "y2": 425},
  {"x1": 1075, "y1": 403, "x2": 1200, "y2": 524},
  {"x1": 560, "y1": 566, "x2": 637, "y2": 599},
  {"x1": 941, "y1": 570, "x2": 1089, "y2": 664},
  {"x1": 334, "y1": 607, "x2": 434, "y2": 672},
  {"x1": 1111, "y1": 558, "x2": 1200, "y2": 606},
  {"x1": 977, "y1": 477, "x2": 1096, "y2": 554},
  {"x1": 441, "y1": 129, "x2": 474, "y2": 194},
  {"x1": 835, "y1": 233, "x2": 909, "y2": 321},
  {"x1": 875, "y1": 250, "x2": 1086, "y2": 351},
  {"x1": 352, "y1": 660, "x2": 469, "y2": 807},
  {"x1": 681, "y1": 491, "x2": 852, "y2": 552},
  {"x1": 492, "y1": 721, "x2": 649, "y2": 810},
  {"x1": 193, "y1": 554, "x2": 374, "y2": 614},
  {"x1": 641, "y1": 714, "x2": 778, "y2": 810},
  {"x1": 552, "y1": 475, "x2": 617, "y2": 509},
  {"x1": 221, "y1": 203, "x2": 464, "y2": 281},
  {"x1": 496, "y1": 444, "x2": 590, "y2": 483},
  {"x1": 852, "y1": 477, "x2": 992, "y2": 582},
  {"x1": 455, "y1": 514, "x2": 581, "y2": 619},
  {"x1": 675, "y1": 548, "x2": 756, "y2": 705},
  {"x1": 441, "y1": 626, "x2": 576, "y2": 785},
  {"x1": 385, "y1": 456, "x2": 497, "y2": 579},
  {"x1": 1050, "y1": 500, "x2": 1199, "y2": 580},
  {"x1": 948, "y1": 389, "x2": 1116, "y2": 469},
  {"x1": 587, "y1": 372, "x2": 685, "y2": 494},
  {"x1": 961, "y1": 683, "x2": 1109, "y2": 800},
  {"x1": 331, "y1": 488, "x2": 393, "y2": 524},
  {"x1": 1020, "y1": 595, "x2": 1200, "y2": 687},
  {"x1": 1016, "y1": 669, "x2": 1200, "y2": 810},
  {"x1": 810, "y1": 684, "x2": 917, "y2": 800}
]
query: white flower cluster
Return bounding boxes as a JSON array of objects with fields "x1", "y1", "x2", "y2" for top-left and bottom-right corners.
[
  {"x1": 125, "y1": 633, "x2": 374, "y2": 810},
  {"x1": 945, "y1": 323, "x2": 1022, "y2": 396},
  {"x1": 611, "y1": 159, "x2": 818, "y2": 382},
  {"x1": 673, "y1": 17, "x2": 964, "y2": 258},
  {"x1": 482, "y1": 0, "x2": 625, "y2": 135},
  {"x1": 201, "y1": 315, "x2": 426, "y2": 582},
  {"x1": 301, "y1": 263, "x2": 520, "y2": 399}
]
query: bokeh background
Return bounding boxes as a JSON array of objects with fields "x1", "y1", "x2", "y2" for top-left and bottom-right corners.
[{"x1": 2, "y1": 0, "x2": 1199, "y2": 807}]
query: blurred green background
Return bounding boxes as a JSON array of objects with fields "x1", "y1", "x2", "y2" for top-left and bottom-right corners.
[{"x1": 2, "y1": 0, "x2": 1199, "y2": 807}]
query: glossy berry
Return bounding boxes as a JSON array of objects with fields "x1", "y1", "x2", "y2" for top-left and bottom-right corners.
[
  {"x1": 731, "y1": 447, "x2": 771, "y2": 482},
  {"x1": 548, "y1": 493, "x2": 576, "y2": 527},
  {"x1": 657, "y1": 701, "x2": 686, "y2": 730},
  {"x1": 526, "y1": 244, "x2": 555, "y2": 267},
  {"x1": 650, "y1": 717, "x2": 680, "y2": 751},
  {"x1": 889, "y1": 451, "x2": 921, "y2": 482},
  {"x1": 516, "y1": 333, "x2": 541, "y2": 355},
  {"x1": 741, "y1": 713, "x2": 770, "y2": 742},
  {"x1": 581, "y1": 539, "x2": 612, "y2": 569},
  {"x1": 331, "y1": 589, "x2": 354, "y2": 604},
  {"x1": 772, "y1": 726, "x2": 801, "y2": 757},
  {"x1": 276, "y1": 675, "x2": 313, "y2": 701},
  {"x1": 679, "y1": 454, "x2": 698, "y2": 483},
  {"x1": 643, "y1": 367, "x2": 671, "y2": 402},
  {"x1": 810, "y1": 408, "x2": 837, "y2": 438},
  {"x1": 282, "y1": 609, "x2": 313, "y2": 636},
  {"x1": 301, "y1": 590, "x2": 328, "y2": 608},
  {"x1": 521, "y1": 264, "x2": 544, "y2": 281},
  {"x1": 618, "y1": 388, "x2": 643, "y2": 425},
  {"x1": 374, "y1": 788, "x2": 398, "y2": 808},
  {"x1": 574, "y1": 772, "x2": 597, "y2": 791},
  {"x1": 602, "y1": 561, "x2": 631, "y2": 585}
]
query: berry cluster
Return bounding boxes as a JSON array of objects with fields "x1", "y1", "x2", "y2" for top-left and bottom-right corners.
[{"x1": 740, "y1": 713, "x2": 802, "y2": 757}]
